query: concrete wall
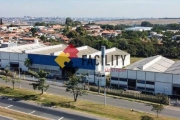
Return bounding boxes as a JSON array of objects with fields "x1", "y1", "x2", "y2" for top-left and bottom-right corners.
[
  {"x1": 0, "y1": 52, "x2": 28, "y2": 71},
  {"x1": 155, "y1": 82, "x2": 172, "y2": 95},
  {"x1": 110, "y1": 69, "x2": 180, "y2": 95},
  {"x1": 173, "y1": 74, "x2": 180, "y2": 84}
]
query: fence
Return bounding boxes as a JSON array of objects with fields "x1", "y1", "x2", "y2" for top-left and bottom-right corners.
[
  {"x1": 89, "y1": 86, "x2": 169, "y2": 104},
  {"x1": 170, "y1": 99, "x2": 180, "y2": 107}
]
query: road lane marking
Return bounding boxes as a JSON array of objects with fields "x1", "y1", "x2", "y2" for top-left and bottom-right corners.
[
  {"x1": 29, "y1": 110, "x2": 36, "y2": 114},
  {"x1": 59, "y1": 117, "x2": 64, "y2": 120},
  {"x1": 5, "y1": 105, "x2": 13, "y2": 108}
]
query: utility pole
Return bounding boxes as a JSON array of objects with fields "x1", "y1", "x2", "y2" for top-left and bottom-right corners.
[
  {"x1": 19, "y1": 67, "x2": 21, "y2": 89},
  {"x1": 88, "y1": 70, "x2": 90, "y2": 91},
  {"x1": 98, "y1": 73, "x2": 100, "y2": 94},
  {"x1": 104, "y1": 85, "x2": 106, "y2": 105}
]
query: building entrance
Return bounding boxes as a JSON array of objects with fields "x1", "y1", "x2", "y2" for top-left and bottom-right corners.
[{"x1": 128, "y1": 79, "x2": 136, "y2": 90}]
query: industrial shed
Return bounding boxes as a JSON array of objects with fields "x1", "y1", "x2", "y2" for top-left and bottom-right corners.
[
  {"x1": 0, "y1": 40, "x2": 130, "y2": 86},
  {"x1": 110, "y1": 55, "x2": 180, "y2": 96}
]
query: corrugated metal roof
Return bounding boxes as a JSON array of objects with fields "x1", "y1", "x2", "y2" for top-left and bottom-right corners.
[
  {"x1": 0, "y1": 44, "x2": 46, "y2": 53},
  {"x1": 165, "y1": 61, "x2": 180, "y2": 74},
  {"x1": 126, "y1": 55, "x2": 175, "y2": 73}
]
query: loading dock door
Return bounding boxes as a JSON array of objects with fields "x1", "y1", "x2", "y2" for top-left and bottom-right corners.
[
  {"x1": 173, "y1": 84, "x2": 180, "y2": 96},
  {"x1": 128, "y1": 79, "x2": 136, "y2": 90}
]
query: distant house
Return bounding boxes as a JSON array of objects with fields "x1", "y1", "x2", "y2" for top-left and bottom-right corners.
[
  {"x1": 1, "y1": 42, "x2": 17, "y2": 48},
  {"x1": 172, "y1": 35, "x2": 180, "y2": 40},
  {"x1": 35, "y1": 26, "x2": 46, "y2": 30},
  {"x1": 8, "y1": 27, "x2": 18, "y2": 31},
  {"x1": 19, "y1": 37, "x2": 40, "y2": 43},
  {"x1": 52, "y1": 25, "x2": 63, "y2": 30},
  {"x1": 101, "y1": 30, "x2": 118, "y2": 38},
  {"x1": 55, "y1": 34, "x2": 70, "y2": 43},
  {"x1": 84, "y1": 25, "x2": 101, "y2": 30},
  {"x1": 149, "y1": 32, "x2": 163, "y2": 40},
  {"x1": 0, "y1": 25, "x2": 7, "y2": 30},
  {"x1": 19, "y1": 25, "x2": 33, "y2": 29}
]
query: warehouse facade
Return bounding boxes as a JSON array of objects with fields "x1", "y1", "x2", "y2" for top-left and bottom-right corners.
[
  {"x1": 0, "y1": 41, "x2": 130, "y2": 86},
  {"x1": 110, "y1": 55, "x2": 180, "y2": 96}
]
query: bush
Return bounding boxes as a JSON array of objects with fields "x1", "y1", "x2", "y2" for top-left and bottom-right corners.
[
  {"x1": 141, "y1": 116, "x2": 154, "y2": 120},
  {"x1": 89, "y1": 86, "x2": 169, "y2": 104}
]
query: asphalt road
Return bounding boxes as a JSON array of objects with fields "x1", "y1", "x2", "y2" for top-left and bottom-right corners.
[
  {"x1": 0, "y1": 116, "x2": 13, "y2": 120},
  {"x1": 0, "y1": 80, "x2": 180, "y2": 119},
  {"x1": 0, "y1": 97, "x2": 107, "y2": 120}
]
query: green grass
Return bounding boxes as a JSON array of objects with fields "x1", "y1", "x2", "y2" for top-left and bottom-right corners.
[{"x1": 0, "y1": 85, "x2": 177, "y2": 120}]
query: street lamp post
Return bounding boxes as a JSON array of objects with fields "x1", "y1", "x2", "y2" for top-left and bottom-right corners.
[
  {"x1": 104, "y1": 85, "x2": 106, "y2": 105},
  {"x1": 98, "y1": 76, "x2": 100, "y2": 94},
  {"x1": 87, "y1": 70, "x2": 90, "y2": 91},
  {"x1": 19, "y1": 67, "x2": 21, "y2": 89}
]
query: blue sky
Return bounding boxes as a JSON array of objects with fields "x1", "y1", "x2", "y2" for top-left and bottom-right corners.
[{"x1": 0, "y1": 0, "x2": 180, "y2": 18}]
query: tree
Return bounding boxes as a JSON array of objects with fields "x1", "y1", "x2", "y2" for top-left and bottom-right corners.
[
  {"x1": 34, "y1": 22, "x2": 46, "y2": 26},
  {"x1": 66, "y1": 75, "x2": 86, "y2": 102},
  {"x1": 67, "y1": 31, "x2": 79, "y2": 38},
  {"x1": 28, "y1": 69, "x2": 49, "y2": 94},
  {"x1": 151, "y1": 104, "x2": 164, "y2": 117},
  {"x1": 141, "y1": 21, "x2": 153, "y2": 27},
  {"x1": 24, "y1": 58, "x2": 32, "y2": 68},
  {"x1": 69, "y1": 38, "x2": 84, "y2": 47},
  {"x1": 73, "y1": 21, "x2": 82, "y2": 26},
  {"x1": 155, "y1": 94, "x2": 169, "y2": 104},
  {"x1": 76, "y1": 26, "x2": 86, "y2": 36},
  {"x1": 30, "y1": 28, "x2": 37, "y2": 37},
  {"x1": 63, "y1": 26, "x2": 70, "y2": 35},
  {"x1": 2, "y1": 70, "x2": 20, "y2": 89},
  {"x1": 40, "y1": 35, "x2": 47, "y2": 42},
  {"x1": 65, "y1": 17, "x2": 73, "y2": 26}
]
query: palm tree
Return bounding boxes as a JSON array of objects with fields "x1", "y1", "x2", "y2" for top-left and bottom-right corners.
[
  {"x1": 24, "y1": 58, "x2": 32, "y2": 68},
  {"x1": 28, "y1": 69, "x2": 49, "y2": 94}
]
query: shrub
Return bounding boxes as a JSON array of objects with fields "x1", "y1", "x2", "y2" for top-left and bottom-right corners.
[{"x1": 141, "y1": 115, "x2": 154, "y2": 120}]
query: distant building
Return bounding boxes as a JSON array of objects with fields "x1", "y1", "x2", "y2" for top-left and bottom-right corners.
[
  {"x1": 84, "y1": 25, "x2": 101, "y2": 30},
  {"x1": 172, "y1": 35, "x2": 180, "y2": 40},
  {"x1": 19, "y1": 37, "x2": 40, "y2": 43},
  {"x1": 1, "y1": 42, "x2": 17, "y2": 48},
  {"x1": 149, "y1": 32, "x2": 163, "y2": 40},
  {"x1": 125, "y1": 27, "x2": 152, "y2": 31},
  {"x1": 0, "y1": 18, "x2": 3, "y2": 25},
  {"x1": 101, "y1": 30, "x2": 118, "y2": 38}
]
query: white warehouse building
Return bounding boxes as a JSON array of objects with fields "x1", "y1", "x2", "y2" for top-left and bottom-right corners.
[
  {"x1": 110, "y1": 55, "x2": 180, "y2": 96},
  {"x1": 0, "y1": 41, "x2": 130, "y2": 86}
]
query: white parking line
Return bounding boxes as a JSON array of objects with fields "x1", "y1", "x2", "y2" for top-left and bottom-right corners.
[
  {"x1": 58, "y1": 117, "x2": 64, "y2": 120},
  {"x1": 29, "y1": 110, "x2": 36, "y2": 114},
  {"x1": 5, "y1": 105, "x2": 13, "y2": 108}
]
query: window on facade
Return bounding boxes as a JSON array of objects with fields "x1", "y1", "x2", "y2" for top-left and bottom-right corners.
[
  {"x1": 137, "y1": 80, "x2": 145, "y2": 84},
  {"x1": 146, "y1": 81, "x2": 154, "y2": 85},
  {"x1": 120, "y1": 78, "x2": 127, "y2": 82},
  {"x1": 137, "y1": 87, "x2": 145, "y2": 90},
  {"x1": 111, "y1": 77, "x2": 118, "y2": 81},
  {"x1": 146, "y1": 88, "x2": 154, "y2": 91},
  {"x1": 119, "y1": 85, "x2": 127, "y2": 88}
]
